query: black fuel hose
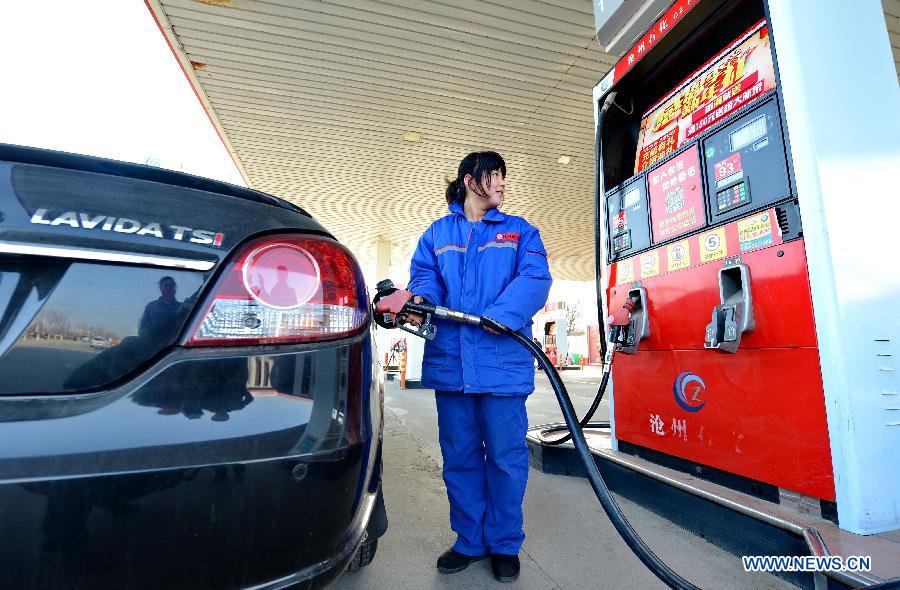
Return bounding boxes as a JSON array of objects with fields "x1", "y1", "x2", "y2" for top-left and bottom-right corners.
[
  {"x1": 479, "y1": 316, "x2": 700, "y2": 590},
  {"x1": 541, "y1": 370, "x2": 610, "y2": 446},
  {"x1": 540, "y1": 92, "x2": 617, "y2": 448},
  {"x1": 542, "y1": 325, "x2": 622, "y2": 446},
  {"x1": 390, "y1": 298, "x2": 899, "y2": 589}
]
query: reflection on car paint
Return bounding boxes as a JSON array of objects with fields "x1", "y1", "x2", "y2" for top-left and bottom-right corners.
[{"x1": 0, "y1": 264, "x2": 206, "y2": 395}]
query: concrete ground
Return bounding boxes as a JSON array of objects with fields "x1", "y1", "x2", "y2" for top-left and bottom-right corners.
[{"x1": 333, "y1": 369, "x2": 792, "y2": 590}]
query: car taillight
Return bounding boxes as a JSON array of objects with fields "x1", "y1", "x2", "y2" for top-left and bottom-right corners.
[{"x1": 185, "y1": 235, "x2": 368, "y2": 346}]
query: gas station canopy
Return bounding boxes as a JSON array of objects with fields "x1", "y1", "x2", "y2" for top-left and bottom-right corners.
[{"x1": 146, "y1": 0, "x2": 900, "y2": 281}]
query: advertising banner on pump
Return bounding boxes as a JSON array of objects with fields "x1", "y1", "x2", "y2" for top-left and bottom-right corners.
[
  {"x1": 634, "y1": 20, "x2": 776, "y2": 174},
  {"x1": 648, "y1": 145, "x2": 705, "y2": 242}
]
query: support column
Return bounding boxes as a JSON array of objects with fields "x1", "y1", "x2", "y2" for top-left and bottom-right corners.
[
  {"x1": 372, "y1": 237, "x2": 396, "y2": 377},
  {"x1": 374, "y1": 237, "x2": 391, "y2": 284}
]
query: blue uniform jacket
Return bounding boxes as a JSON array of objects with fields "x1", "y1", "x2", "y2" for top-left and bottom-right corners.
[{"x1": 407, "y1": 201, "x2": 552, "y2": 394}]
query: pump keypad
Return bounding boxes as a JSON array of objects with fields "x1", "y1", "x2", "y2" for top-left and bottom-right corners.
[
  {"x1": 716, "y1": 181, "x2": 750, "y2": 212},
  {"x1": 612, "y1": 230, "x2": 632, "y2": 254}
]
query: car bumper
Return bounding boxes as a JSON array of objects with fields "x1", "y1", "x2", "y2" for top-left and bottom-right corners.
[
  {"x1": 0, "y1": 331, "x2": 383, "y2": 589},
  {"x1": 250, "y1": 483, "x2": 382, "y2": 590}
]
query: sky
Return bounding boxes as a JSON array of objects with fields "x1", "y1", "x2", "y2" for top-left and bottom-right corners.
[{"x1": 0, "y1": 0, "x2": 243, "y2": 185}]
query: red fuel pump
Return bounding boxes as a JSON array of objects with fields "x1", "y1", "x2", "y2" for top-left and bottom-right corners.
[
  {"x1": 595, "y1": 0, "x2": 836, "y2": 515},
  {"x1": 521, "y1": 0, "x2": 899, "y2": 583}
]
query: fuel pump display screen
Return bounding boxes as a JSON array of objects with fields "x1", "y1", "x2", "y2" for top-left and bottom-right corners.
[
  {"x1": 622, "y1": 187, "x2": 641, "y2": 209},
  {"x1": 703, "y1": 98, "x2": 791, "y2": 224},
  {"x1": 606, "y1": 178, "x2": 650, "y2": 262},
  {"x1": 730, "y1": 115, "x2": 767, "y2": 151}
]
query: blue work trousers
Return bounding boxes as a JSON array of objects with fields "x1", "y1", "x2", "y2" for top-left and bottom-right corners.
[{"x1": 435, "y1": 391, "x2": 529, "y2": 556}]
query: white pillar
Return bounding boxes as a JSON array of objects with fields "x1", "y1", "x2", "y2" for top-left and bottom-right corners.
[
  {"x1": 371, "y1": 237, "x2": 393, "y2": 370},
  {"x1": 769, "y1": 0, "x2": 900, "y2": 534},
  {"x1": 374, "y1": 237, "x2": 392, "y2": 284}
]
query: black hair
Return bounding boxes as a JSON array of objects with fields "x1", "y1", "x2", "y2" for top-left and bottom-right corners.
[
  {"x1": 445, "y1": 151, "x2": 506, "y2": 205},
  {"x1": 158, "y1": 276, "x2": 176, "y2": 287}
]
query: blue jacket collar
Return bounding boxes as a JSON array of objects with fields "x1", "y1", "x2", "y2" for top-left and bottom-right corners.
[{"x1": 448, "y1": 200, "x2": 506, "y2": 223}]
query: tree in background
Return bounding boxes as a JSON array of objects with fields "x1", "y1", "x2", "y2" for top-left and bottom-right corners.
[{"x1": 566, "y1": 302, "x2": 584, "y2": 336}]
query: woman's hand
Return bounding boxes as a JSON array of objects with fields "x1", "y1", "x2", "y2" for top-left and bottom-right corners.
[{"x1": 401, "y1": 296, "x2": 426, "y2": 327}]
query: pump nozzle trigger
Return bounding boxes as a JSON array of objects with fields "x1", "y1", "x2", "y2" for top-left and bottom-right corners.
[
  {"x1": 372, "y1": 283, "x2": 438, "y2": 340},
  {"x1": 398, "y1": 320, "x2": 436, "y2": 340}
]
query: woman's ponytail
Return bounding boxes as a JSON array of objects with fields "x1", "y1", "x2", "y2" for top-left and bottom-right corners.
[{"x1": 445, "y1": 177, "x2": 466, "y2": 205}]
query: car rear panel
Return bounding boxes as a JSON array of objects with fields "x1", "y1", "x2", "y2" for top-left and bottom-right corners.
[
  {"x1": 0, "y1": 336, "x2": 379, "y2": 589},
  {"x1": 0, "y1": 147, "x2": 382, "y2": 588}
]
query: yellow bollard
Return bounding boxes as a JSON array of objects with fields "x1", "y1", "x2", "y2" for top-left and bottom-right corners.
[{"x1": 399, "y1": 346, "x2": 407, "y2": 390}]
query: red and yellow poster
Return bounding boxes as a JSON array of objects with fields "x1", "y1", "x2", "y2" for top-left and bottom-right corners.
[
  {"x1": 640, "y1": 249, "x2": 661, "y2": 279},
  {"x1": 634, "y1": 20, "x2": 775, "y2": 174},
  {"x1": 648, "y1": 145, "x2": 705, "y2": 242},
  {"x1": 587, "y1": 324, "x2": 603, "y2": 365},
  {"x1": 666, "y1": 239, "x2": 691, "y2": 272},
  {"x1": 616, "y1": 258, "x2": 635, "y2": 285}
]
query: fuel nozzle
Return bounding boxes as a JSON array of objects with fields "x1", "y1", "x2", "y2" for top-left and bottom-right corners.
[
  {"x1": 608, "y1": 287, "x2": 649, "y2": 356},
  {"x1": 372, "y1": 279, "x2": 438, "y2": 340},
  {"x1": 373, "y1": 279, "x2": 491, "y2": 340},
  {"x1": 605, "y1": 298, "x2": 632, "y2": 363},
  {"x1": 624, "y1": 296, "x2": 639, "y2": 320}
]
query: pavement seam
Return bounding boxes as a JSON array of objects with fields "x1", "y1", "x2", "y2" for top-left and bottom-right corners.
[{"x1": 520, "y1": 546, "x2": 564, "y2": 590}]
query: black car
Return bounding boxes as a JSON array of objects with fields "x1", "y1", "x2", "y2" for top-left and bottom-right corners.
[{"x1": 0, "y1": 144, "x2": 386, "y2": 589}]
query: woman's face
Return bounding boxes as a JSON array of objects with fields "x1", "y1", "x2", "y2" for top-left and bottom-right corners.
[{"x1": 467, "y1": 169, "x2": 506, "y2": 209}]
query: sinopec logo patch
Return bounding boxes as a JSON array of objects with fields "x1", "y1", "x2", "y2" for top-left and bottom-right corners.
[{"x1": 673, "y1": 371, "x2": 706, "y2": 412}]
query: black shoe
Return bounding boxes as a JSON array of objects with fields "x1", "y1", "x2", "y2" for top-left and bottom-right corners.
[
  {"x1": 491, "y1": 554, "x2": 520, "y2": 582},
  {"x1": 436, "y1": 549, "x2": 486, "y2": 574}
]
